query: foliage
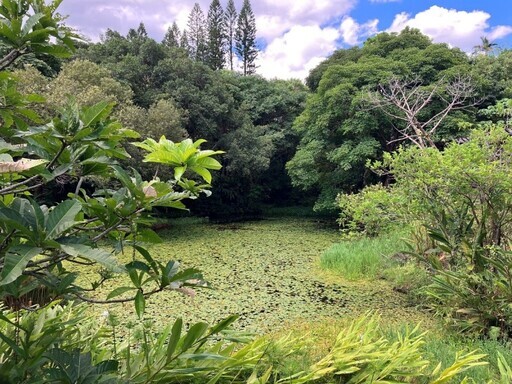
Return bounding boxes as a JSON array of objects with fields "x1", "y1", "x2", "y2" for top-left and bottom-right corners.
[
  {"x1": 187, "y1": 2, "x2": 208, "y2": 63},
  {"x1": 337, "y1": 112, "x2": 512, "y2": 337},
  {"x1": 76, "y1": 21, "x2": 307, "y2": 219},
  {"x1": 321, "y1": 227, "x2": 407, "y2": 280},
  {"x1": 2, "y1": 301, "x2": 499, "y2": 383},
  {"x1": 0, "y1": 0, "x2": 226, "y2": 324},
  {"x1": 235, "y1": 0, "x2": 257, "y2": 75},
  {"x1": 287, "y1": 28, "x2": 472, "y2": 212},
  {"x1": 206, "y1": 0, "x2": 226, "y2": 70},
  {"x1": 224, "y1": 0, "x2": 237, "y2": 71},
  {"x1": 162, "y1": 22, "x2": 181, "y2": 49},
  {"x1": 337, "y1": 184, "x2": 405, "y2": 236},
  {"x1": 0, "y1": 302, "x2": 274, "y2": 383}
]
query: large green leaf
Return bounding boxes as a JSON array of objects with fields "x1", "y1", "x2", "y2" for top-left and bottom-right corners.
[
  {"x1": 45, "y1": 199, "x2": 81, "y2": 239},
  {"x1": 134, "y1": 289, "x2": 145, "y2": 318},
  {"x1": 81, "y1": 101, "x2": 112, "y2": 128},
  {"x1": 0, "y1": 245, "x2": 42, "y2": 285},
  {"x1": 166, "y1": 318, "x2": 183, "y2": 363},
  {"x1": 59, "y1": 243, "x2": 125, "y2": 273},
  {"x1": 181, "y1": 322, "x2": 209, "y2": 352},
  {"x1": 21, "y1": 12, "x2": 43, "y2": 36}
]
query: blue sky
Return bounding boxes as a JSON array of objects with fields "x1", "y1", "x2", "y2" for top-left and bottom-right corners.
[{"x1": 58, "y1": 0, "x2": 512, "y2": 80}]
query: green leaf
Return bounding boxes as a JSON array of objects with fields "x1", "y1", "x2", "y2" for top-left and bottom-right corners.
[
  {"x1": 189, "y1": 166, "x2": 212, "y2": 184},
  {"x1": 166, "y1": 318, "x2": 183, "y2": 363},
  {"x1": 32, "y1": 44, "x2": 73, "y2": 58},
  {"x1": 107, "y1": 286, "x2": 136, "y2": 300},
  {"x1": 21, "y1": 12, "x2": 44, "y2": 36},
  {"x1": 134, "y1": 290, "x2": 145, "y2": 318},
  {"x1": 81, "y1": 101, "x2": 112, "y2": 127},
  {"x1": 181, "y1": 322, "x2": 209, "y2": 352},
  {"x1": 60, "y1": 243, "x2": 125, "y2": 273},
  {"x1": 0, "y1": 245, "x2": 42, "y2": 285},
  {"x1": 207, "y1": 315, "x2": 239, "y2": 336},
  {"x1": 133, "y1": 245, "x2": 159, "y2": 275},
  {"x1": 46, "y1": 199, "x2": 81, "y2": 239},
  {"x1": 135, "y1": 229, "x2": 163, "y2": 244},
  {"x1": 174, "y1": 166, "x2": 186, "y2": 181}
]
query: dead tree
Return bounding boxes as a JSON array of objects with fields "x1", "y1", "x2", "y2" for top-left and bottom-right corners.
[{"x1": 368, "y1": 76, "x2": 475, "y2": 149}]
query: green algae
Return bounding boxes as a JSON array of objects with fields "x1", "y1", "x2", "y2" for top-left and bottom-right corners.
[{"x1": 92, "y1": 217, "x2": 433, "y2": 333}]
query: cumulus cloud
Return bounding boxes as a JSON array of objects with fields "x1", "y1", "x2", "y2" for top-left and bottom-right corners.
[
  {"x1": 340, "y1": 16, "x2": 379, "y2": 45},
  {"x1": 58, "y1": 1, "x2": 512, "y2": 81},
  {"x1": 59, "y1": 0, "x2": 359, "y2": 80},
  {"x1": 387, "y1": 6, "x2": 512, "y2": 51},
  {"x1": 257, "y1": 25, "x2": 340, "y2": 80}
]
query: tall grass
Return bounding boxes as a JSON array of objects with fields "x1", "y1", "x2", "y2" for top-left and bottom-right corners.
[{"x1": 320, "y1": 228, "x2": 407, "y2": 279}]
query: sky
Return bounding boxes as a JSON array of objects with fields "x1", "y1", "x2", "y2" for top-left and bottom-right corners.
[{"x1": 58, "y1": 0, "x2": 512, "y2": 81}]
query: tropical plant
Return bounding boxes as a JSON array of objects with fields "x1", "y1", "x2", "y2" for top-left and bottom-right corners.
[{"x1": 0, "y1": 0, "x2": 225, "y2": 314}]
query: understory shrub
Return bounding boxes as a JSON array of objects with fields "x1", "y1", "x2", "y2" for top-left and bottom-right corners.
[{"x1": 336, "y1": 122, "x2": 512, "y2": 338}]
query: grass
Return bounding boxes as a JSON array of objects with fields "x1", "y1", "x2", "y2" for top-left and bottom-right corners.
[{"x1": 320, "y1": 228, "x2": 408, "y2": 280}]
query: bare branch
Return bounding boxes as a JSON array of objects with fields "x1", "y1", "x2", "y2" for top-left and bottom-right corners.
[{"x1": 367, "y1": 75, "x2": 476, "y2": 148}]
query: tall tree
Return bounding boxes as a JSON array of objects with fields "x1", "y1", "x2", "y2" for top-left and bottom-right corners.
[
  {"x1": 180, "y1": 30, "x2": 191, "y2": 55},
  {"x1": 224, "y1": 0, "x2": 237, "y2": 71},
  {"x1": 473, "y1": 36, "x2": 498, "y2": 56},
  {"x1": 235, "y1": 0, "x2": 258, "y2": 75},
  {"x1": 206, "y1": 0, "x2": 226, "y2": 70},
  {"x1": 163, "y1": 22, "x2": 181, "y2": 48},
  {"x1": 187, "y1": 3, "x2": 207, "y2": 62},
  {"x1": 137, "y1": 22, "x2": 148, "y2": 38},
  {"x1": 128, "y1": 22, "x2": 148, "y2": 40}
]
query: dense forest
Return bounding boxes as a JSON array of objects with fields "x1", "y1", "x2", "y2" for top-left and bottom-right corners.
[{"x1": 1, "y1": 0, "x2": 512, "y2": 382}]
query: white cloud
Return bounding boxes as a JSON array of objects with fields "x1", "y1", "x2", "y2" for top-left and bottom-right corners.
[
  {"x1": 489, "y1": 25, "x2": 512, "y2": 41},
  {"x1": 340, "y1": 16, "x2": 379, "y2": 45},
  {"x1": 387, "y1": 6, "x2": 512, "y2": 51},
  {"x1": 255, "y1": 0, "x2": 356, "y2": 41},
  {"x1": 257, "y1": 25, "x2": 340, "y2": 80}
]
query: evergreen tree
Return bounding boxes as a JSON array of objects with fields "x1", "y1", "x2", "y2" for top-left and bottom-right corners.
[
  {"x1": 206, "y1": 0, "x2": 226, "y2": 70},
  {"x1": 235, "y1": 0, "x2": 257, "y2": 75},
  {"x1": 187, "y1": 3, "x2": 207, "y2": 62},
  {"x1": 127, "y1": 22, "x2": 148, "y2": 41},
  {"x1": 163, "y1": 22, "x2": 181, "y2": 48},
  {"x1": 137, "y1": 22, "x2": 148, "y2": 38},
  {"x1": 225, "y1": 0, "x2": 237, "y2": 71},
  {"x1": 180, "y1": 30, "x2": 191, "y2": 56}
]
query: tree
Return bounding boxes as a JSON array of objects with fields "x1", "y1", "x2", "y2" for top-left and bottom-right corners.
[
  {"x1": 187, "y1": 3, "x2": 207, "y2": 62},
  {"x1": 287, "y1": 29, "x2": 472, "y2": 212},
  {"x1": 0, "y1": 0, "x2": 75, "y2": 72},
  {"x1": 224, "y1": 0, "x2": 237, "y2": 71},
  {"x1": 206, "y1": 0, "x2": 226, "y2": 70},
  {"x1": 162, "y1": 22, "x2": 181, "y2": 48},
  {"x1": 369, "y1": 75, "x2": 475, "y2": 148},
  {"x1": 235, "y1": 0, "x2": 257, "y2": 75},
  {"x1": 473, "y1": 36, "x2": 497, "y2": 56},
  {"x1": 180, "y1": 29, "x2": 191, "y2": 55}
]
